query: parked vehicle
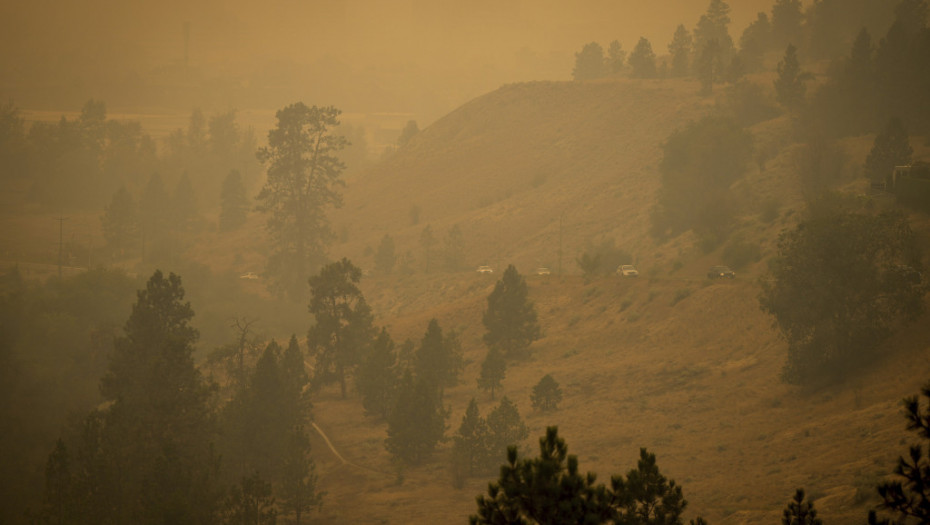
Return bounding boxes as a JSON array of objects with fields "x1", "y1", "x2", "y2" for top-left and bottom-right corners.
[
  {"x1": 707, "y1": 265, "x2": 735, "y2": 279},
  {"x1": 617, "y1": 264, "x2": 639, "y2": 277},
  {"x1": 477, "y1": 265, "x2": 493, "y2": 274},
  {"x1": 536, "y1": 267, "x2": 551, "y2": 276}
]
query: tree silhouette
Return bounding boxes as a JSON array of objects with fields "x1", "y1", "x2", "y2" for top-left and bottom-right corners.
[
  {"x1": 573, "y1": 42, "x2": 606, "y2": 80},
  {"x1": 482, "y1": 265, "x2": 540, "y2": 358},
  {"x1": 256, "y1": 103, "x2": 347, "y2": 300},
  {"x1": 869, "y1": 383, "x2": 930, "y2": 525},
  {"x1": 774, "y1": 44, "x2": 812, "y2": 110},
  {"x1": 782, "y1": 488, "x2": 822, "y2": 525},
  {"x1": 760, "y1": 195, "x2": 927, "y2": 384},
  {"x1": 668, "y1": 25, "x2": 692, "y2": 77},
  {"x1": 478, "y1": 347, "x2": 506, "y2": 400},
  {"x1": 532, "y1": 374, "x2": 563, "y2": 411},
  {"x1": 307, "y1": 258, "x2": 375, "y2": 398},
  {"x1": 385, "y1": 369, "x2": 448, "y2": 464},
  {"x1": 629, "y1": 37, "x2": 658, "y2": 78}
]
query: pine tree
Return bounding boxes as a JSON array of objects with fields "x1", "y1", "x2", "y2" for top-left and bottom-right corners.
[
  {"x1": 357, "y1": 328, "x2": 399, "y2": 419},
  {"x1": 486, "y1": 396, "x2": 529, "y2": 464},
  {"x1": 279, "y1": 425, "x2": 323, "y2": 524},
  {"x1": 307, "y1": 258, "x2": 374, "y2": 398},
  {"x1": 613, "y1": 448, "x2": 687, "y2": 524},
  {"x1": 223, "y1": 471, "x2": 277, "y2": 525},
  {"x1": 415, "y1": 319, "x2": 463, "y2": 396},
  {"x1": 531, "y1": 374, "x2": 562, "y2": 411},
  {"x1": 869, "y1": 383, "x2": 930, "y2": 525},
  {"x1": 668, "y1": 25, "x2": 692, "y2": 77},
  {"x1": 573, "y1": 42, "x2": 606, "y2": 80},
  {"x1": 782, "y1": 488, "x2": 822, "y2": 525},
  {"x1": 770, "y1": 0, "x2": 803, "y2": 50},
  {"x1": 628, "y1": 37, "x2": 658, "y2": 78},
  {"x1": 864, "y1": 117, "x2": 914, "y2": 183},
  {"x1": 385, "y1": 369, "x2": 448, "y2": 464},
  {"x1": 280, "y1": 334, "x2": 309, "y2": 413},
  {"x1": 255, "y1": 103, "x2": 347, "y2": 300},
  {"x1": 220, "y1": 170, "x2": 249, "y2": 232},
  {"x1": 452, "y1": 399, "x2": 492, "y2": 480},
  {"x1": 39, "y1": 439, "x2": 75, "y2": 525},
  {"x1": 477, "y1": 347, "x2": 506, "y2": 400},
  {"x1": 774, "y1": 44, "x2": 811, "y2": 110},
  {"x1": 98, "y1": 270, "x2": 219, "y2": 523},
  {"x1": 482, "y1": 265, "x2": 540, "y2": 358},
  {"x1": 471, "y1": 426, "x2": 611, "y2": 524},
  {"x1": 607, "y1": 40, "x2": 626, "y2": 75},
  {"x1": 739, "y1": 13, "x2": 771, "y2": 72}
]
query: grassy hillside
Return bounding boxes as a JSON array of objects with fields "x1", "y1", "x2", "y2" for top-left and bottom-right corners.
[{"x1": 300, "y1": 77, "x2": 930, "y2": 524}]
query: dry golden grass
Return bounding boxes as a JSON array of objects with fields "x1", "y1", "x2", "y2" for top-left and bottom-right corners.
[{"x1": 5, "y1": 77, "x2": 930, "y2": 524}]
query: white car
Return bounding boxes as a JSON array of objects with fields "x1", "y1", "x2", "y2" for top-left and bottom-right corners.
[
  {"x1": 536, "y1": 267, "x2": 551, "y2": 276},
  {"x1": 617, "y1": 264, "x2": 639, "y2": 277},
  {"x1": 477, "y1": 265, "x2": 493, "y2": 274}
]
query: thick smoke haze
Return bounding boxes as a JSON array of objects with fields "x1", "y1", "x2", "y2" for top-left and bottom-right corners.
[{"x1": 1, "y1": 0, "x2": 773, "y2": 124}]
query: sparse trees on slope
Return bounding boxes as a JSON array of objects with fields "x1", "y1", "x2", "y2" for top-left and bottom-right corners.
[
  {"x1": 307, "y1": 258, "x2": 374, "y2": 399},
  {"x1": 759, "y1": 195, "x2": 927, "y2": 384},
  {"x1": 573, "y1": 42, "x2": 606, "y2": 80},
  {"x1": 256, "y1": 103, "x2": 347, "y2": 300},
  {"x1": 482, "y1": 265, "x2": 540, "y2": 358}
]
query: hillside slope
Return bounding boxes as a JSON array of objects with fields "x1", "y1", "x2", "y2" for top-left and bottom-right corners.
[
  {"x1": 299, "y1": 78, "x2": 930, "y2": 524},
  {"x1": 332, "y1": 79, "x2": 718, "y2": 273}
]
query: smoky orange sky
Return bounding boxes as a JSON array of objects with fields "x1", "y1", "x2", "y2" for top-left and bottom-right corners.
[{"x1": 1, "y1": 0, "x2": 776, "y2": 124}]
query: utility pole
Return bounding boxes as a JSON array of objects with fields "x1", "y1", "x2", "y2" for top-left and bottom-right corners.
[
  {"x1": 558, "y1": 212, "x2": 564, "y2": 276},
  {"x1": 56, "y1": 216, "x2": 68, "y2": 278}
]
